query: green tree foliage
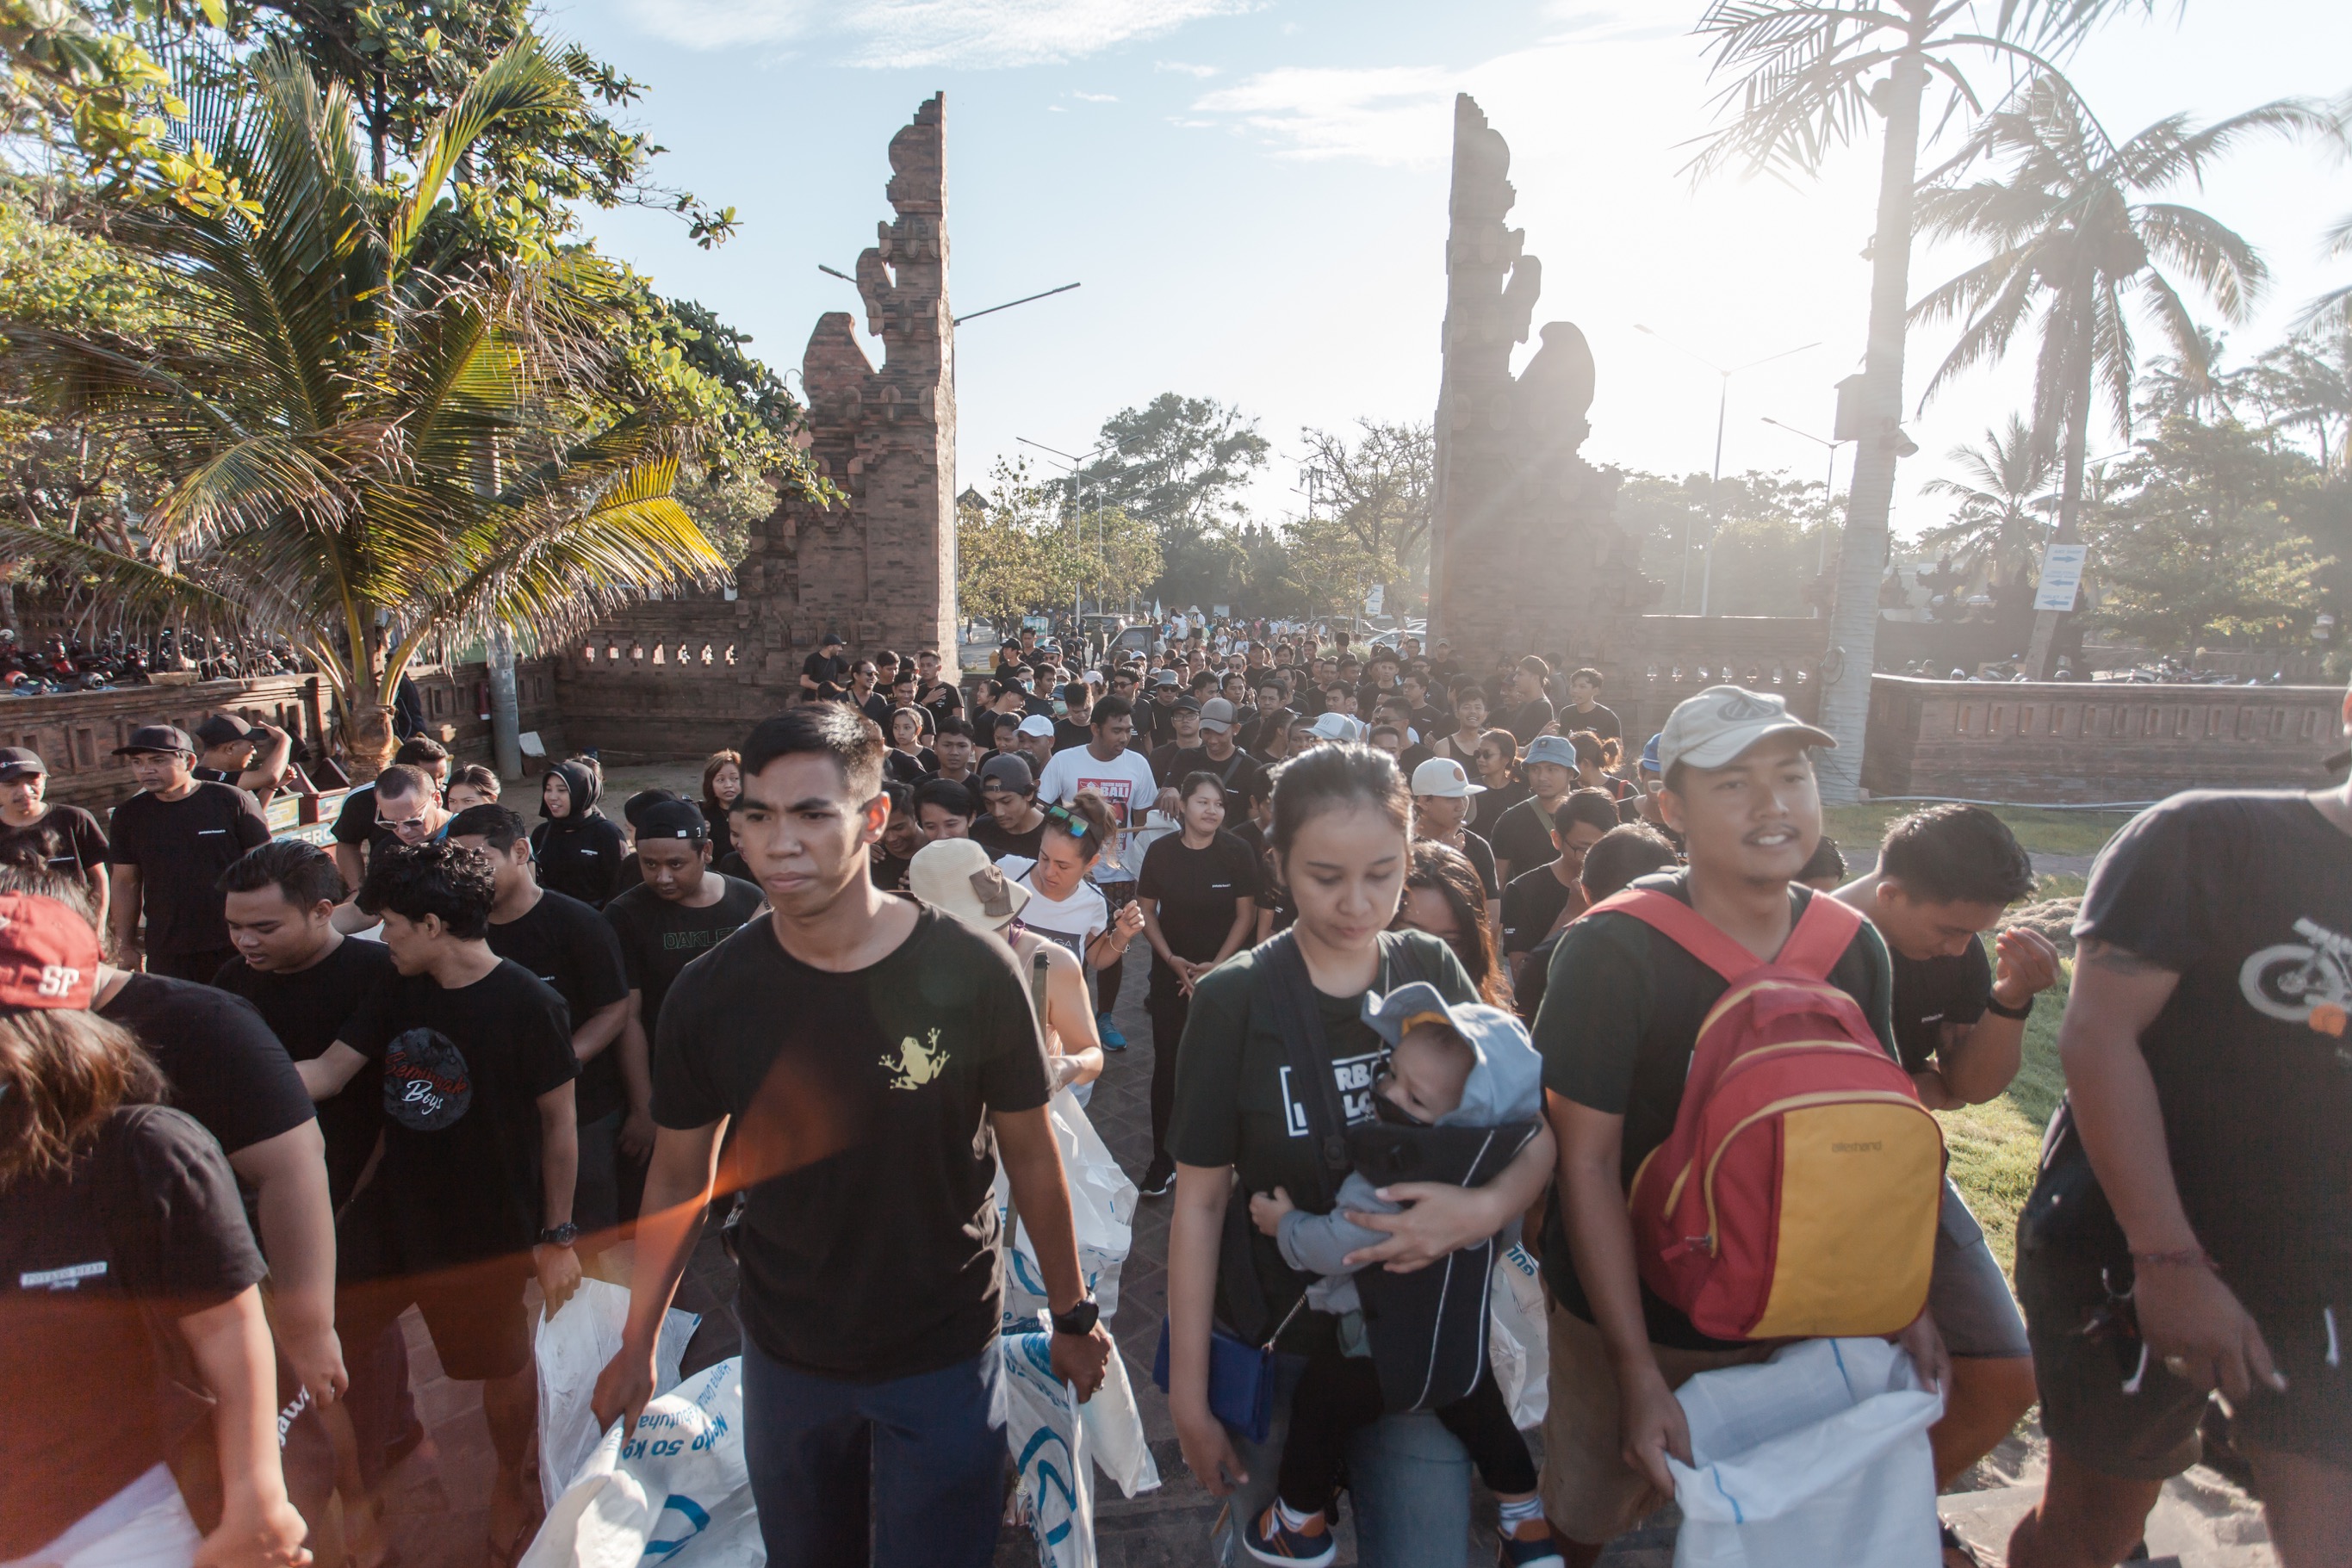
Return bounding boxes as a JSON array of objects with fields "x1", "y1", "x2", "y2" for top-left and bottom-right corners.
[
  {"x1": 958, "y1": 458, "x2": 1162, "y2": 629},
  {"x1": 0, "y1": 41, "x2": 724, "y2": 765},
  {"x1": 1617, "y1": 469, "x2": 1840, "y2": 619},
  {"x1": 1073, "y1": 392, "x2": 1269, "y2": 606},
  {"x1": 1281, "y1": 419, "x2": 1431, "y2": 616},
  {"x1": 2087, "y1": 417, "x2": 2335, "y2": 650}
]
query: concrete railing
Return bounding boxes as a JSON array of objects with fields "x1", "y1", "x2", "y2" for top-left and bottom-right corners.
[{"x1": 1860, "y1": 674, "x2": 2346, "y2": 804}]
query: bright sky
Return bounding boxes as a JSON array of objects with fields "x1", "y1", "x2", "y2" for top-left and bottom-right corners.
[{"x1": 554, "y1": 0, "x2": 2352, "y2": 549}]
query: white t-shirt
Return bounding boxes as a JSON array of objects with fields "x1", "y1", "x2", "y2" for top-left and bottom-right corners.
[
  {"x1": 1034, "y1": 745, "x2": 1161, "y2": 883},
  {"x1": 999, "y1": 857, "x2": 1108, "y2": 964}
]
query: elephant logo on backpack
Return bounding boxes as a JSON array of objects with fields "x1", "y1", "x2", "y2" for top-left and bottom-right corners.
[{"x1": 880, "y1": 1029, "x2": 950, "y2": 1091}]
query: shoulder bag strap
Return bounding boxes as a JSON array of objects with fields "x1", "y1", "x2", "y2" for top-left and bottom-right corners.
[
  {"x1": 1255, "y1": 931, "x2": 1352, "y2": 1207},
  {"x1": 1775, "y1": 889, "x2": 1869, "y2": 980},
  {"x1": 1584, "y1": 888, "x2": 1760, "y2": 983}
]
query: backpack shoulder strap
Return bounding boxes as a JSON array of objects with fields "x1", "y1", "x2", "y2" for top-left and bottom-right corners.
[
  {"x1": 1254, "y1": 931, "x2": 1352, "y2": 1205},
  {"x1": 1584, "y1": 889, "x2": 1760, "y2": 984},
  {"x1": 1776, "y1": 889, "x2": 1868, "y2": 980}
]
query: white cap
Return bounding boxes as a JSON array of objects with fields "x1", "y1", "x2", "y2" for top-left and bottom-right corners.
[
  {"x1": 1410, "y1": 756, "x2": 1486, "y2": 798},
  {"x1": 1656, "y1": 685, "x2": 1834, "y2": 777},
  {"x1": 1307, "y1": 711, "x2": 1360, "y2": 742},
  {"x1": 1016, "y1": 714, "x2": 1056, "y2": 738}
]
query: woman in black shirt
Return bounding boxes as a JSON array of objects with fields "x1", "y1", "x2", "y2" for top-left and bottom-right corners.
[
  {"x1": 0, "y1": 899, "x2": 304, "y2": 1568},
  {"x1": 1135, "y1": 772, "x2": 1260, "y2": 1195},
  {"x1": 699, "y1": 749, "x2": 742, "y2": 865},
  {"x1": 883, "y1": 706, "x2": 939, "y2": 787},
  {"x1": 529, "y1": 759, "x2": 627, "y2": 907}
]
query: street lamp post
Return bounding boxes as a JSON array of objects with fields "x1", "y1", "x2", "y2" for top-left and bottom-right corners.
[
  {"x1": 1759, "y1": 416, "x2": 1852, "y2": 610},
  {"x1": 1635, "y1": 326, "x2": 1820, "y2": 616}
]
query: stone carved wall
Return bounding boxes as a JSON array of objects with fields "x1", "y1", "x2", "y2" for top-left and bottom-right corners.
[
  {"x1": 1428, "y1": 95, "x2": 1650, "y2": 672},
  {"x1": 554, "y1": 95, "x2": 959, "y2": 759}
]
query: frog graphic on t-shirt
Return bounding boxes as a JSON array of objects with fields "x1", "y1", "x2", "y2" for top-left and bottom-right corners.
[{"x1": 880, "y1": 1028, "x2": 949, "y2": 1091}]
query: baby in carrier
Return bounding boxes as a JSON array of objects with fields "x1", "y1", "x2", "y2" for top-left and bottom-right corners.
[{"x1": 1244, "y1": 983, "x2": 1561, "y2": 1568}]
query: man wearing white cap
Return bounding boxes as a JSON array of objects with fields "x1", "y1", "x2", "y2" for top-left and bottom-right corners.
[
  {"x1": 1411, "y1": 754, "x2": 1500, "y2": 912},
  {"x1": 1532, "y1": 688, "x2": 1933, "y2": 1560}
]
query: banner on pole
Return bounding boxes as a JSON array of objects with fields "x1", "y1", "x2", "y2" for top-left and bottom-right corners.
[{"x1": 2033, "y1": 545, "x2": 2089, "y2": 613}]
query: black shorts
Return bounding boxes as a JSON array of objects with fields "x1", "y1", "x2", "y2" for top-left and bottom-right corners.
[
  {"x1": 336, "y1": 1256, "x2": 532, "y2": 1383},
  {"x1": 2016, "y1": 1126, "x2": 2352, "y2": 1478}
]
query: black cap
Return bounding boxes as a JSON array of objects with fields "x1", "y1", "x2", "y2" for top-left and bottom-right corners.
[
  {"x1": 114, "y1": 724, "x2": 195, "y2": 756},
  {"x1": 0, "y1": 747, "x2": 45, "y2": 779},
  {"x1": 192, "y1": 713, "x2": 253, "y2": 747},
  {"x1": 636, "y1": 798, "x2": 709, "y2": 842},
  {"x1": 821, "y1": 630, "x2": 846, "y2": 648},
  {"x1": 622, "y1": 787, "x2": 682, "y2": 829},
  {"x1": 1172, "y1": 696, "x2": 1202, "y2": 714}
]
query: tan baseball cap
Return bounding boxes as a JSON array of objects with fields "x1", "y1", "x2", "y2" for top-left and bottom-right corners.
[
  {"x1": 909, "y1": 838, "x2": 1030, "y2": 933},
  {"x1": 1657, "y1": 685, "x2": 1834, "y2": 777}
]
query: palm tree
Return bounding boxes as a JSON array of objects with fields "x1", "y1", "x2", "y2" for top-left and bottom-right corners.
[
  {"x1": 2254, "y1": 332, "x2": 2352, "y2": 472},
  {"x1": 1690, "y1": 0, "x2": 2161, "y2": 796},
  {"x1": 1910, "y1": 76, "x2": 2323, "y2": 674},
  {"x1": 1918, "y1": 415, "x2": 2055, "y2": 575},
  {"x1": 0, "y1": 39, "x2": 723, "y2": 770},
  {"x1": 2297, "y1": 90, "x2": 2352, "y2": 338}
]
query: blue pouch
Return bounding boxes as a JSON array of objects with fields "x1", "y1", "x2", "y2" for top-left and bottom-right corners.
[{"x1": 1151, "y1": 1294, "x2": 1308, "y2": 1446}]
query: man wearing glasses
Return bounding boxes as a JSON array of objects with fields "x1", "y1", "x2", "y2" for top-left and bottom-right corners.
[{"x1": 331, "y1": 765, "x2": 453, "y2": 934}]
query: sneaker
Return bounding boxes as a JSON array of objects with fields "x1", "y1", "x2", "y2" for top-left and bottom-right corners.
[
  {"x1": 1244, "y1": 1503, "x2": 1335, "y2": 1566},
  {"x1": 1497, "y1": 1528, "x2": 1565, "y2": 1568},
  {"x1": 1098, "y1": 1013, "x2": 1127, "y2": 1050},
  {"x1": 1139, "y1": 1159, "x2": 1175, "y2": 1198}
]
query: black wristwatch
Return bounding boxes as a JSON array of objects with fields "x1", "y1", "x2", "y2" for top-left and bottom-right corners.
[
  {"x1": 1050, "y1": 1298, "x2": 1101, "y2": 1337},
  {"x1": 537, "y1": 1223, "x2": 580, "y2": 1249},
  {"x1": 1984, "y1": 993, "x2": 2034, "y2": 1021}
]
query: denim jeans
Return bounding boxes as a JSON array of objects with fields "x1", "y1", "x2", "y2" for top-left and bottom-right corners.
[
  {"x1": 741, "y1": 1338, "x2": 1007, "y2": 1568},
  {"x1": 1210, "y1": 1352, "x2": 1477, "y2": 1566}
]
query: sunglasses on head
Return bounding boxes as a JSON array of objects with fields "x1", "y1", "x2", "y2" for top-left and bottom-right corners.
[{"x1": 1041, "y1": 803, "x2": 1093, "y2": 839}]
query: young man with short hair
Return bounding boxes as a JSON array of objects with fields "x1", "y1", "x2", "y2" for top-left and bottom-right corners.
[
  {"x1": 106, "y1": 724, "x2": 271, "y2": 979},
  {"x1": 1150, "y1": 696, "x2": 1207, "y2": 787},
  {"x1": 1536, "y1": 687, "x2": 1937, "y2": 1565},
  {"x1": 915, "y1": 648, "x2": 962, "y2": 728},
  {"x1": 1563, "y1": 667, "x2": 1620, "y2": 743},
  {"x1": 296, "y1": 841, "x2": 580, "y2": 1562},
  {"x1": 2002, "y1": 682, "x2": 2352, "y2": 1568},
  {"x1": 602, "y1": 799, "x2": 764, "y2": 1168},
  {"x1": 926, "y1": 715, "x2": 982, "y2": 805},
  {"x1": 1501, "y1": 790, "x2": 1620, "y2": 986},
  {"x1": 972, "y1": 753, "x2": 1048, "y2": 862},
  {"x1": 1505, "y1": 655, "x2": 1556, "y2": 746},
  {"x1": 591, "y1": 706, "x2": 1114, "y2": 1568},
  {"x1": 1830, "y1": 805, "x2": 2057, "y2": 1514},
  {"x1": 847, "y1": 660, "x2": 891, "y2": 728},
  {"x1": 330, "y1": 738, "x2": 451, "y2": 893},
  {"x1": 448, "y1": 803, "x2": 633, "y2": 1239},
  {"x1": 915, "y1": 777, "x2": 979, "y2": 840},
  {"x1": 1053, "y1": 682, "x2": 1095, "y2": 753},
  {"x1": 871, "y1": 779, "x2": 924, "y2": 892}
]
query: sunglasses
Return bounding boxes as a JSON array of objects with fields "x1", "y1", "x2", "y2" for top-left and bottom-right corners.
[{"x1": 1041, "y1": 803, "x2": 1094, "y2": 839}]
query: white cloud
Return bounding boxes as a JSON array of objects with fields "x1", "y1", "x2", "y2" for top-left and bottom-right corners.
[
  {"x1": 1193, "y1": 65, "x2": 1454, "y2": 164},
  {"x1": 621, "y1": 0, "x2": 1256, "y2": 67},
  {"x1": 1071, "y1": 90, "x2": 1119, "y2": 102},
  {"x1": 1156, "y1": 60, "x2": 1220, "y2": 77}
]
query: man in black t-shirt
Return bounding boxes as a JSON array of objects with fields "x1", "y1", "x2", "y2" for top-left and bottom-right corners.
[
  {"x1": 1561, "y1": 667, "x2": 1621, "y2": 743},
  {"x1": 448, "y1": 804, "x2": 631, "y2": 1239},
  {"x1": 589, "y1": 704, "x2": 1114, "y2": 1568},
  {"x1": 192, "y1": 711, "x2": 295, "y2": 803},
  {"x1": 217, "y1": 840, "x2": 398, "y2": 1207},
  {"x1": 329, "y1": 737, "x2": 450, "y2": 893},
  {"x1": 1833, "y1": 806, "x2": 2057, "y2": 1492},
  {"x1": 799, "y1": 631, "x2": 849, "y2": 702},
  {"x1": 2001, "y1": 690, "x2": 2352, "y2": 1567},
  {"x1": 1149, "y1": 696, "x2": 1206, "y2": 786},
  {"x1": 914, "y1": 648, "x2": 963, "y2": 727},
  {"x1": 0, "y1": 746, "x2": 109, "y2": 923},
  {"x1": 1503, "y1": 655, "x2": 1556, "y2": 746},
  {"x1": 1500, "y1": 790, "x2": 1618, "y2": 984},
  {"x1": 1489, "y1": 732, "x2": 1579, "y2": 884},
  {"x1": 971, "y1": 753, "x2": 1047, "y2": 862},
  {"x1": 297, "y1": 840, "x2": 580, "y2": 1560},
  {"x1": 1190, "y1": 698, "x2": 1270, "y2": 805},
  {"x1": 105, "y1": 725, "x2": 270, "y2": 981},
  {"x1": 602, "y1": 799, "x2": 763, "y2": 1157},
  {"x1": 1534, "y1": 686, "x2": 1932, "y2": 1555}
]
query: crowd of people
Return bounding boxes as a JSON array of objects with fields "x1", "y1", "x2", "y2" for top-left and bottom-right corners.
[{"x1": 1, "y1": 616, "x2": 2345, "y2": 1568}]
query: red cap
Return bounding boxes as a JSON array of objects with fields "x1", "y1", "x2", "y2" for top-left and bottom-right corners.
[{"x1": 0, "y1": 893, "x2": 99, "y2": 1011}]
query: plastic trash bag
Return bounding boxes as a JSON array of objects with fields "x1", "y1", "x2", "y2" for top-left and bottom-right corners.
[
  {"x1": 1667, "y1": 1336, "x2": 1944, "y2": 1568},
  {"x1": 999, "y1": 1089, "x2": 1137, "y2": 1328},
  {"x1": 520, "y1": 1357, "x2": 760, "y2": 1568},
  {"x1": 1004, "y1": 1328, "x2": 1095, "y2": 1568},
  {"x1": 533, "y1": 1278, "x2": 699, "y2": 1509},
  {"x1": 1488, "y1": 1243, "x2": 1549, "y2": 1430}
]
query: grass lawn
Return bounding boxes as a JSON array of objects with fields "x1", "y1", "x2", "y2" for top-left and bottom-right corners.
[
  {"x1": 1939, "y1": 958, "x2": 2069, "y2": 1277},
  {"x1": 1822, "y1": 801, "x2": 2133, "y2": 861}
]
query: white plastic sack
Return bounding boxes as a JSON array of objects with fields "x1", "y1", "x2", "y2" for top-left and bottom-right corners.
[
  {"x1": 998, "y1": 1089, "x2": 1137, "y2": 1328},
  {"x1": 1487, "y1": 1243, "x2": 1549, "y2": 1430},
  {"x1": 521, "y1": 1357, "x2": 760, "y2": 1568},
  {"x1": 1004, "y1": 1329, "x2": 1095, "y2": 1568},
  {"x1": 534, "y1": 1279, "x2": 700, "y2": 1509},
  {"x1": 1667, "y1": 1336, "x2": 1944, "y2": 1568}
]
